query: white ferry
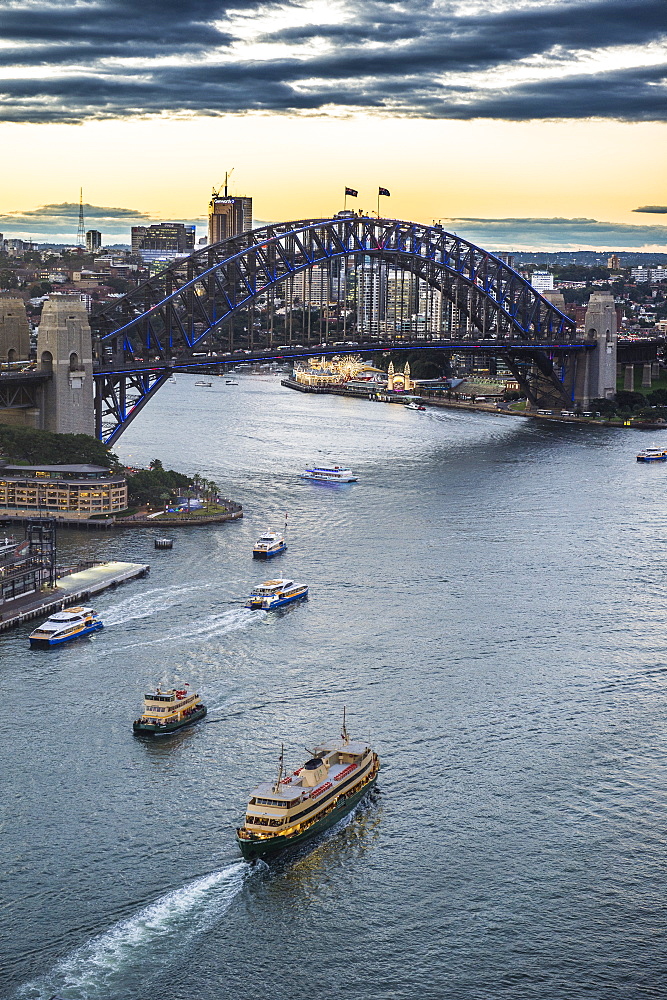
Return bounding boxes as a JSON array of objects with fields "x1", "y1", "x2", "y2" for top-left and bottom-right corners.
[
  {"x1": 195, "y1": 380, "x2": 212, "y2": 387},
  {"x1": 637, "y1": 446, "x2": 667, "y2": 462},
  {"x1": 253, "y1": 533, "x2": 287, "y2": 559},
  {"x1": 301, "y1": 465, "x2": 357, "y2": 483},
  {"x1": 246, "y1": 578, "x2": 308, "y2": 610},
  {"x1": 236, "y1": 711, "x2": 380, "y2": 860},
  {"x1": 29, "y1": 606, "x2": 103, "y2": 647}
]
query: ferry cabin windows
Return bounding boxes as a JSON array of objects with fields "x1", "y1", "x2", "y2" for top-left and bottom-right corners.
[
  {"x1": 252, "y1": 797, "x2": 290, "y2": 807},
  {"x1": 246, "y1": 815, "x2": 285, "y2": 827}
]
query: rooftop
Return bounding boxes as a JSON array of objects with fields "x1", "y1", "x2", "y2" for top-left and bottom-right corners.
[{"x1": 3, "y1": 464, "x2": 111, "y2": 474}]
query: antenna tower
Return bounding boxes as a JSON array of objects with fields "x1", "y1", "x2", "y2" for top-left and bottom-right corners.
[{"x1": 77, "y1": 188, "x2": 86, "y2": 246}]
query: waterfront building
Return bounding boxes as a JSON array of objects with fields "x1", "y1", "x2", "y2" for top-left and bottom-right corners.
[
  {"x1": 0, "y1": 464, "x2": 127, "y2": 520},
  {"x1": 131, "y1": 223, "x2": 195, "y2": 255},
  {"x1": 208, "y1": 194, "x2": 252, "y2": 244},
  {"x1": 293, "y1": 354, "x2": 385, "y2": 387},
  {"x1": 85, "y1": 230, "x2": 102, "y2": 251}
]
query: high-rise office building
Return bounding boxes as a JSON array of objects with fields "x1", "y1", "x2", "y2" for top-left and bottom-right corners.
[
  {"x1": 86, "y1": 230, "x2": 102, "y2": 251},
  {"x1": 208, "y1": 193, "x2": 252, "y2": 244},
  {"x1": 608, "y1": 254, "x2": 621, "y2": 269},
  {"x1": 293, "y1": 265, "x2": 331, "y2": 306},
  {"x1": 131, "y1": 223, "x2": 196, "y2": 254},
  {"x1": 358, "y1": 260, "x2": 387, "y2": 335}
]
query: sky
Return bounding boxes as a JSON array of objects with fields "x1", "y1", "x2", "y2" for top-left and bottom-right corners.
[{"x1": 0, "y1": 0, "x2": 665, "y2": 251}]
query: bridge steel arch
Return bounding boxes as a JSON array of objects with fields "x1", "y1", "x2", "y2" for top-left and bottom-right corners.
[{"x1": 90, "y1": 217, "x2": 579, "y2": 442}]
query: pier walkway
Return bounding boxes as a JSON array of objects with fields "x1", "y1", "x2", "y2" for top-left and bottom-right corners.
[{"x1": 0, "y1": 560, "x2": 149, "y2": 632}]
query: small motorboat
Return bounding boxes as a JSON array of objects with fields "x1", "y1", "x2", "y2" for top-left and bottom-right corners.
[
  {"x1": 226, "y1": 379, "x2": 239, "y2": 385},
  {"x1": 405, "y1": 402, "x2": 426, "y2": 411},
  {"x1": 195, "y1": 380, "x2": 212, "y2": 387}
]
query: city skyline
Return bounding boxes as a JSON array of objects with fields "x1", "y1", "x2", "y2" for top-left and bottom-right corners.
[{"x1": 0, "y1": 0, "x2": 665, "y2": 250}]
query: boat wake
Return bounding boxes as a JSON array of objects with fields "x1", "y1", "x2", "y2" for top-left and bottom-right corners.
[
  {"x1": 17, "y1": 862, "x2": 253, "y2": 1000},
  {"x1": 98, "y1": 608, "x2": 263, "y2": 655},
  {"x1": 102, "y1": 583, "x2": 213, "y2": 627}
]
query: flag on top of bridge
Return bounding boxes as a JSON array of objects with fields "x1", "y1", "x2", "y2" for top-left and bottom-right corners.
[
  {"x1": 345, "y1": 186, "x2": 358, "y2": 197},
  {"x1": 379, "y1": 187, "x2": 390, "y2": 197}
]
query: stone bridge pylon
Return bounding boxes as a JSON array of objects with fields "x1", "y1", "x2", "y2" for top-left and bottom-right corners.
[{"x1": 37, "y1": 297, "x2": 95, "y2": 435}]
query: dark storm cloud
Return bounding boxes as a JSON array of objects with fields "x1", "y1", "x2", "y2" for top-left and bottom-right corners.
[
  {"x1": 633, "y1": 206, "x2": 667, "y2": 213},
  {"x1": 0, "y1": 0, "x2": 665, "y2": 122}
]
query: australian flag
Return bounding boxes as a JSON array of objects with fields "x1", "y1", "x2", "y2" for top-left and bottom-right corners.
[
  {"x1": 345, "y1": 186, "x2": 358, "y2": 197},
  {"x1": 379, "y1": 187, "x2": 391, "y2": 197}
]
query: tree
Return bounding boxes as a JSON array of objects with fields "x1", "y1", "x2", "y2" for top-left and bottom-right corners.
[
  {"x1": 0, "y1": 270, "x2": 18, "y2": 290},
  {"x1": 590, "y1": 397, "x2": 617, "y2": 417},
  {"x1": 647, "y1": 388, "x2": 667, "y2": 406},
  {"x1": 615, "y1": 390, "x2": 648, "y2": 411}
]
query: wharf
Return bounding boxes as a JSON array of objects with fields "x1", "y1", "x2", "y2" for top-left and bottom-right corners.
[
  {"x1": 0, "y1": 560, "x2": 149, "y2": 632},
  {"x1": 281, "y1": 378, "x2": 405, "y2": 403}
]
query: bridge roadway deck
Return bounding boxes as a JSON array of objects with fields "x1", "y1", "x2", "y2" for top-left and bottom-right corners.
[{"x1": 94, "y1": 338, "x2": 594, "y2": 377}]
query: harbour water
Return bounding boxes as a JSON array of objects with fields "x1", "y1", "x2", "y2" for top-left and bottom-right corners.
[{"x1": 2, "y1": 375, "x2": 666, "y2": 999}]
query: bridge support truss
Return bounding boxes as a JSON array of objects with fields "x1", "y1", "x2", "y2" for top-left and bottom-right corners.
[{"x1": 91, "y1": 216, "x2": 581, "y2": 442}]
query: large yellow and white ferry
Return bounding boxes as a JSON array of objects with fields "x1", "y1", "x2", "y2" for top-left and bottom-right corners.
[
  {"x1": 236, "y1": 713, "x2": 380, "y2": 860},
  {"x1": 133, "y1": 684, "x2": 207, "y2": 735}
]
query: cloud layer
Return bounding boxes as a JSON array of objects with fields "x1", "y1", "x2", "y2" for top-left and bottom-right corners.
[
  {"x1": 0, "y1": 0, "x2": 665, "y2": 123},
  {"x1": 0, "y1": 202, "x2": 205, "y2": 242},
  {"x1": 1, "y1": 201, "x2": 665, "y2": 250},
  {"x1": 445, "y1": 216, "x2": 667, "y2": 250}
]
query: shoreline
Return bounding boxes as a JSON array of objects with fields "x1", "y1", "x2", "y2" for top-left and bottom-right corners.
[{"x1": 281, "y1": 378, "x2": 665, "y2": 430}]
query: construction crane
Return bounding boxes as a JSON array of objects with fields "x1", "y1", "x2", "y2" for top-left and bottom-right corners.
[{"x1": 212, "y1": 168, "x2": 234, "y2": 199}]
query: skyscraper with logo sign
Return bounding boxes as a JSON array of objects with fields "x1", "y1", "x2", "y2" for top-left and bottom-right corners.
[{"x1": 208, "y1": 190, "x2": 252, "y2": 244}]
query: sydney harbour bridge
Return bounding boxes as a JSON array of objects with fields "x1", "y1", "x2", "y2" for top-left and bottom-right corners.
[{"x1": 2, "y1": 216, "x2": 631, "y2": 443}]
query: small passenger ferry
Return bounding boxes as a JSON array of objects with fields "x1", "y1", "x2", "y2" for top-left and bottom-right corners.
[
  {"x1": 246, "y1": 578, "x2": 308, "y2": 610},
  {"x1": 236, "y1": 712, "x2": 380, "y2": 860},
  {"x1": 301, "y1": 465, "x2": 357, "y2": 483},
  {"x1": 637, "y1": 446, "x2": 667, "y2": 462},
  {"x1": 253, "y1": 532, "x2": 287, "y2": 559},
  {"x1": 29, "y1": 606, "x2": 103, "y2": 647},
  {"x1": 133, "y1": 684, "x2": 207, "y2": 735}
]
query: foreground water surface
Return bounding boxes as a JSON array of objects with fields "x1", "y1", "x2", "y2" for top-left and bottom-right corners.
[{"x1": 2, "y1": 375, "x2": 666, "y2": 999}]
